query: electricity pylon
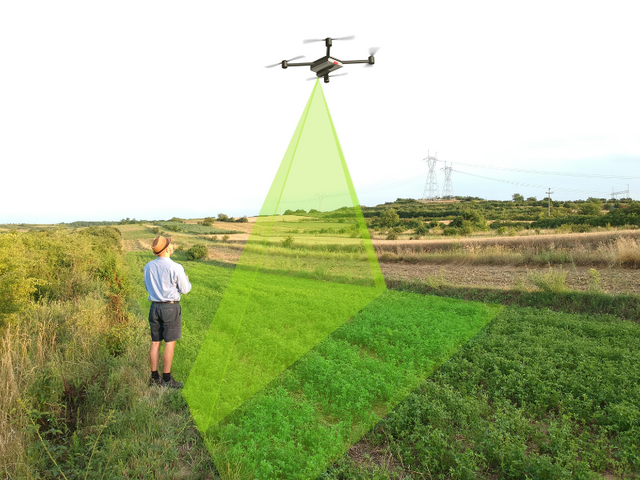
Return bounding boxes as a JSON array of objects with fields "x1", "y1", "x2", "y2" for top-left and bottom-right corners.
[
  {"x1": 441, "y1": 161, "x2": 454, "y2": 199},
  {"x1": 421, "y1": 151, "x2": 439, "y2": 201}
]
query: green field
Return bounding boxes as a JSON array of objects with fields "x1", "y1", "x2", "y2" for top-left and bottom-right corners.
[
  {"x1": 128, "y1": 252, "x2": 501, "y2": 478},
  {"x1": 3, "y1": 228, "x2": 640, "y2": 478},
  {"x1": 126, "y1": 252, "x2": 640, "y2": 478}
]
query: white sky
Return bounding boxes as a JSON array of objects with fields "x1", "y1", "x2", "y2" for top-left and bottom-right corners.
[{"x1": 1, "y1": 1, "x2": 639, "y2": 223}]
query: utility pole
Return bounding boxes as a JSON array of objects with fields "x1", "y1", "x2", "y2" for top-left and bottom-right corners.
[
  {"x1": 546, "y1": 188, "x2": 554, "y2": 217},
  {"x1": 421, "y1": 151, "x2": 439, "y2": 201}
]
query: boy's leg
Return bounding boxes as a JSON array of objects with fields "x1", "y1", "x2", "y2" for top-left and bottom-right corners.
[
  {"x1": 163, "y1": 340, "x2": 176, "y2": 374},
  {"x1": 150, "y1": 341, "x2": 161, "y2": 371}
]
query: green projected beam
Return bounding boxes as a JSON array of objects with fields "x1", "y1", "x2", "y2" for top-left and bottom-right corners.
[{"x1": 183, "y1": 79, "x2": 386, "y2": 433}]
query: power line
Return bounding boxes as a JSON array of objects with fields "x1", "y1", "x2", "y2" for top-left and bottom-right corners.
[
  {"x1": 452, "y1": 168, "x2": 612, "y2": 196},
  {"x1": 449, "y1": 160, "x2": 640, "y2": 180}
]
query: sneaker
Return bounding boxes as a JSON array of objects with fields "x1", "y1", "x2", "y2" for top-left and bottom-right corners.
[
  {"x1": 149, "y1": 376, "x2": 162, "y2": 386},
  {"x1": 160, "y1": 375, "x2": 183, "y2": 389}
]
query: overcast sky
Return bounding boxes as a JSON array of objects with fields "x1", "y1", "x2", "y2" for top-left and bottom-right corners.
[{"x1": 1, "y1": 1, "x2": 639, "y2": 223}]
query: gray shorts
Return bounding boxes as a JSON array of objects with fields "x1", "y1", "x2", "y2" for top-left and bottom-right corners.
[{"x1": 149, "y1": 302, "x2": 182, "y2": 342}]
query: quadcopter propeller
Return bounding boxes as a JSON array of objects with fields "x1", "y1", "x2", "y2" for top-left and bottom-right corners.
[
  {"x1": 264, "y1": 55, "x2": 305, "y2": 68},
  {"x1": 364, "y1": 47, "x2": 381, "y2": 67},
  {"x1": 302, "y1": 35, "x2": 355, "y2": 44}
]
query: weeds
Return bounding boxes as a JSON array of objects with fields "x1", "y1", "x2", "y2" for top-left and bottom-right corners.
[{"x1": 527, "y1": 266, "x2": 569, "y2": 293}]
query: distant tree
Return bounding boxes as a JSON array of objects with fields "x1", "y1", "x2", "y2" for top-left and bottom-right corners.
[
  {"x1": 168, "y1": 217, "x2": 184, "y2": 223},
  {"x1": 512, "y1": 193, "x2": 524, "y2": 203},
  {"x1": 217, "y1": 213, "x2": 230, "y2": 222},
  {"x1": 379, "y1": 208, "x2": 400, "y2": 228},
  {"x1": 202, "y1": 217, "x2": 215, "y2": 226},
  {"x1": 579, "y1": 201, "x2": 603, "y2": 216},
  {"x1": 526, "y1": 196, "x2": 537, "y2": 202},
  {"x1": 235, "y1": 216, "x2": 248, "y2": 223}
]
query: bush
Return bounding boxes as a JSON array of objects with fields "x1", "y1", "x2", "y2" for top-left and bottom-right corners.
[
  {"x1": 203, "y1": 217, "x2": 215, "y2": 226},
  {"x1": 385, "y1": 232, "x2": 398, "y2": 240},
  {"x1": 571, "y1": 224, "x2": 592, "y2": 233},
  {"x1": 414, "y1": 224, "x2": 428, "y2": 236},
  {"x1": 443, "y1": 227, "x2": 458, "y2": 236},
  {"x1": 236, "y1": 216, "x2": 248, "y2": 223},
  {"x1": 104, "y1": 324, "x2": 131, "y2": 356},
  {"x1": 281, "y1": 236, "x2": 295, "y2": 248},
  {"x1": 186, "y1": 244, "x2": 208, "y2": 260}
]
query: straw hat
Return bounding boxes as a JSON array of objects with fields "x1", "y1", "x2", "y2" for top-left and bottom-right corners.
[{"x1": 152, "y1": 235, "x2": 172, "y2": 255}]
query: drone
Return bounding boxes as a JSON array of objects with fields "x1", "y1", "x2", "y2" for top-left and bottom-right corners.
[{"x1": 265, "y1": 36, "x2": 379, "y2": 83}]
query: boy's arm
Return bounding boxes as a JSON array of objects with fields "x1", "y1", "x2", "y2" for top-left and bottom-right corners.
[{"x1": 176, "y1": 267, "x2": 192, "y2": 294}]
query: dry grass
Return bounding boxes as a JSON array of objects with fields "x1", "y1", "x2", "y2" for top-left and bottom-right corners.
[
  {"x1": 375, "y1": 231, "x2": 640, "y2": 268},
  {"x1": 375, "y1": 230, "x2": 640, "y2": 254}
]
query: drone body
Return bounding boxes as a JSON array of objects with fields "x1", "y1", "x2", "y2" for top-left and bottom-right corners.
[{"x1": 266, "y1": 37, "x2": 377, "y2": 83}]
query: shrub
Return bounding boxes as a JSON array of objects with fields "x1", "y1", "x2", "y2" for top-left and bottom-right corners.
[
  {"x1": 414, "y1": 224, "x2": 428, "y2": 236},
  {"x1": 588, "y1": 268, "x2": 603, "y2": 292},
  {"x1": 203, "y1": 217, "x2": 215, "y2": 226},
  {"x1": 443, "y1": 227, "x2": 458, "y2": 236},
  {"x1": 222, "y1": 235, "x2": 230, "y2": 243},
  {"x1": 571, "y1": 224, "x2": 592, "y2": 233},
  {"x1": 186, "y1": 244, "x2": 208, "y2": 260},
  {"x1": 281, "y1": 236, "x2": 295, "y2": 248},
  {"x1": 236, "y1": 216, "x2": 248, "y2": 223},
  {"x1": 385, "y1": 232, "x2": 398, "y2": 240},
  {"x1": 217, "y1": 214, "x2": 231, "y2": 222},
  {"x1": 104, "y1": 324, "x2": 131, "y2": 356}
]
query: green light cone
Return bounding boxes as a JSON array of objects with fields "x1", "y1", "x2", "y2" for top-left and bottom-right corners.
[{"x1": 183, "y1": 79, "x2": 385, "y2": 433}]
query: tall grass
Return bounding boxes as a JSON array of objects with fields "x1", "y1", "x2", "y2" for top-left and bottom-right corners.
[
  {"x1": 0, "y1": 229, "x2": 217, "y2": 479},
  {"x1": 376, "y1": 232, "x2": 640, "y2": 267}
]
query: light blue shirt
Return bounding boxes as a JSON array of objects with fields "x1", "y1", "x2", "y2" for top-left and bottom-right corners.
[{"x1": 144, "y1": 257, "x2": 192, "y2": 302}]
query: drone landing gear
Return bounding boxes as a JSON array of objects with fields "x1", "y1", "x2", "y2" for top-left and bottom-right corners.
[{"x1": 323, "y1": 74, "x2": 330, "y2": 83}]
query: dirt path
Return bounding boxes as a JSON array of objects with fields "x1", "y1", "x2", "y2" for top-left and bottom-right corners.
[{"x1": 380, "y1": 262, "x2": 640, "y2": 294}]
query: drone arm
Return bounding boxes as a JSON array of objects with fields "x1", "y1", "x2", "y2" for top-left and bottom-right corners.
[
  {"x1": 342, "y1": 58, "x2": 375, "y2": 65},
  {"x1": 285, "y1": 62, "x2": 313, "y2": 67}
]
